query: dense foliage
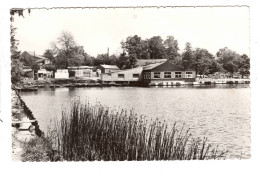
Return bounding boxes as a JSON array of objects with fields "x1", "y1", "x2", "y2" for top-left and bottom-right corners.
[
  {"x1": 43, "y1": 32, "x2": 249, "y2": 76},
  {"x1": 11, "y1": 25, "x2": 23, "y2": 84},
  {"x1": 10, "y1": 9, "x2": 250, "y2": 77}
]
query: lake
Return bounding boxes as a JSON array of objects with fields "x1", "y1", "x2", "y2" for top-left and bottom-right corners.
[{"x1": 20, "y1": 84, "x2": 250, "y2": 159}]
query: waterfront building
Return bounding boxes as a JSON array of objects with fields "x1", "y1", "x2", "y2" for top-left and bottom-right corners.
[
  {"x1": 142, "y1": 61, "x2": 196, "y2": 85},
  {"x1": 101, "y1": 67, "x2": 143, "y2": 84},
  {"x1": 20, "y1": 51, "x2": 51, "y2": 67},
  {"x1": 97, "y1": 64, "x2": 120, "y2": 74},
  {"x1": 37, "y1": 69, "x2": 53, "y2": 80},
  {"x1": 101, "y1": 60, "x2": 196, "y2": 85},
  {"x1": 68, "y1": 66, "x2": 94, "y2": 78},
  {"x1": 55, "y1": 69, "x2": 69, "y2": 79}
]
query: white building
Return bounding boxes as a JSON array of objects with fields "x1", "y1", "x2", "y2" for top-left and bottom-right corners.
[
  {"x1": 101, "y1": 67, "x2": 143, "y2": 83},
  {"x1": 55, "y1": 69, "x2": 69, "y2": 79},
  {"x1": 68, "y1": 66, "x2": 93, "y2": 78},
  {"x1": 37, "y1": 69, "x2": 53, "y2": 80}
]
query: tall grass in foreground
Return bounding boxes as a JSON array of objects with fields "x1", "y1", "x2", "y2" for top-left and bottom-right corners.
[{"x1": 48, "y1": 100, "x2": 227, "y2": 161}]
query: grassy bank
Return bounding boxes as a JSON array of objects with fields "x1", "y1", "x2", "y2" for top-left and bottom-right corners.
[
  {"x1": 21, "y1": 136, "x2": 53, "y2": 161},
  {"x1": 45, "y1": 100, "x2": 227, "y2": 161}
]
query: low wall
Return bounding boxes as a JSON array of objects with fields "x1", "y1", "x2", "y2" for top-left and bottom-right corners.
[{"x1": 13, "y1": 89, "x2": 44, "y2": 137}]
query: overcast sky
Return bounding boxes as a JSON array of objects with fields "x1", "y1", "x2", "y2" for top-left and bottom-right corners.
[{"x1": 12, "y1": 7, "x2": 250, "y2": 57}]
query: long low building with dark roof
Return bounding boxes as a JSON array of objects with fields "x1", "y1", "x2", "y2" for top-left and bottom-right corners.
[
  {"x1": 142, "y1": 61, "x2": 196, "y2": 85},
  {"x1": 100, "y1": 59, "x2": 196, "y2": 85},
  {"x1": 101, "y1": 67, "x2": 143, "y2": 84}
]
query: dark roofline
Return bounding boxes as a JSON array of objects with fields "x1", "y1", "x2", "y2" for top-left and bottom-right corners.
[
  {"x1": 23, "y1": 51, "x2": 46, "y2": 59},
  {"x1": 136, "y1": 59, "x2": 167, "y2": 66},
  {"x1": 143, "y1": 60, "x2": 195, "y2": 72}
]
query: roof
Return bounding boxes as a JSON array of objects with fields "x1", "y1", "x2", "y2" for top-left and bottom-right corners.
[
  {"x1": 36, "y1": 59, "x2": 45, "y2": 63},
  {"x1": 99, "y1": 64, "x2": 120, "y2": 69},
  {"x1": 143, "y1": 62, "x2": 166, "y2": 70},
  {"x1": 136, "y1": 59, "x2": 167, "y2": 67},
  {"x1": 24, "y1": 51, "x2": 45, "y2": 59},
  {"x1": 68, "y1": 66, "x2": 93, "y2": 69},
  {"x1": 143, "y1": 61, "x2": 189, "y2": 72},
  {"x1": 111, "y1": 67, "x2": 143, "y2": 74},
  {"x1": 38, "y1": 69, "x2": 52, "y2": 74}
]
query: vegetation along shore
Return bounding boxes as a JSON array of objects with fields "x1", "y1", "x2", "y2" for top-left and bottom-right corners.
[{"x1": 13, "y1": 95, "x2": 228, "y2": 161}]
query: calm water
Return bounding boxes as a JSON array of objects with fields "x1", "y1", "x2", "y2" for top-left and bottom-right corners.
[{"x1": 20, "y1": 84, "x2": 250, "y2": 159}]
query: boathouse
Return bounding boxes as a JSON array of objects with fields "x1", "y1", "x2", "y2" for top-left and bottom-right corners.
[
  {"x1": 68, "y1": 66, "x2": 94, "y2": 78},
  {"x1": 142, "y1": 61, "x2": 196, "y2": 85},
  {"x1": 37, "y1": 69, "x2": 53, "y2": 80},
  {"x1": 97, "y1": 64, "x2": 120, "y2": 74},
  {"x1": 55, "y1": 69, "x2": 69, "y2": 79},
  {"x1": 101, "y1": 67, "x2": 143, "y2": 84}
]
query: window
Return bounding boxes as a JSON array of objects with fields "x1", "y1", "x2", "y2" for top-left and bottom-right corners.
[
  {"x1": 107, "y1": 73, "x2": 111, "y2": 76},
  {"x1": 175, "y1": 72, "x2": 182, "y2": 78},
  {"x1": 154, "y1": 72, "x2": 160, "y2": 79},
  {"x1": 133, "y1": 74, "x2": 139, "y2": 78},
  {"x1": 118, "y1": 74, "x2": 124, "y2": 78},
  {"x1": 164, "y1": 72, "x2": 171, "y2": 78},
  {"x1": 186, "y1": 72, "x2": 193, "y2": 78}
]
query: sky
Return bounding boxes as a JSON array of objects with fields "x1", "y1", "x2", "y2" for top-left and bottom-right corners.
[{"x1": 12, "y1": 7, "x2": 250, "y2": 57}]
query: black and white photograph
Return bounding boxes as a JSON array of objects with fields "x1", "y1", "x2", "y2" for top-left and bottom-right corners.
[
  {"x1": 9, "y1": 6, "x2": 251, "y2": 161},
  {"x1": 1, "y1": 1, "x2": 260, "y2": 180}
]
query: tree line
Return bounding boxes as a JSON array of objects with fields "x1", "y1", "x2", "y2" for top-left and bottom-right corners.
[
  {"x1": 42, "y1": 32, "x2": 250, "y2": 77},
  {"x1": 11, "y1": 29, "x2": 250, "y2": 84}
]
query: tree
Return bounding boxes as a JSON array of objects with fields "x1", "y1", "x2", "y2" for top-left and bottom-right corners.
[
  {"x1": 181, "y1": 42, "x2": 194, "y2": 69},
  {"x1": 10, "y1": 25, "x2": 23, "y2": 84},
  {"x1": 238, "y1": 54, "x2": 250, "y2": 77},
  {"x1": 51, "y1": 31, "x2": 77, "y2": 68},
  {"x1": 116, "y1": 52, "x2": 129, "y2": 69},
  {"x1": 45, "y1": 64, "x2": 56, "y2": 72},
  {"x1": 68, "y1": 54, "x2": 85, "y2": 66},
  {"x1": 67, "y1": 46, "x2": 85, "y2": 66},
  {"x1": 208, "y1": 60, "x2": 223, "y2": 74},
  {"x1": 121, "y1": 35, "x2": 150, "y2": 60},
  {"x1": 11, "y1": 59, "x2": 24, "y2": 84},
  {"x1": 148, "y1": 36, "x2": 166, "y2": 59},
  {"x1": 216, "y1": 47, "x2": 241, "y2": 76},
  {"x1": 164, "y1": 36, "x2": 179, "y2": 60},
  {"x1": 83, "y1": 53, "x2": 94, "y2": 66},
  {"x1": 94, "y1": 54, "x2": 109, "y2": 66},
  {"x1": 193, "y1": 48, "x2": 214, "y2": 75},
  {"x1": 10, "y1": 8, "x2": 29, "y2": 22},
  {"x1": 10, "y1": 25, "x2": 20, "y2": 59},
  {"x1": 31, "y1": 63, "x2": 40, "y2": 71},
  {"x1": 120, "y1": 35, "x2": 151, "y2": 68},
  {"x1": 108, "y1": 54, "x2": 119, "y2": 65},
  {"x1": 43, "y1": 49, "x2": 55, "y2": 64}
]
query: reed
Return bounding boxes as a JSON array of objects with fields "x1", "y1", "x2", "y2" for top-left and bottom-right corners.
[{"x1": 48, "y1": 100, "x2": 227, "y2": 161}]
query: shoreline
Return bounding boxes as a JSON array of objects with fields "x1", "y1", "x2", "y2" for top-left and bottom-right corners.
[
  {"x1": 11, "y1": 89, "x2": 48, "y2": 161},
  {"x1": 16, "y1": 78, "x2": 250, "y2": 92}
]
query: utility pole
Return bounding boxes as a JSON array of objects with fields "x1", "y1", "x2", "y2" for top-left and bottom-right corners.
[{"x1": 107, "y1": 47, "x2": 109, "y2": 62}]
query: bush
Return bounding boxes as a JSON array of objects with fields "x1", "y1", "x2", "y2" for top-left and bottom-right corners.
[
  {"x1": 22, "y1": 136, "x2": 53, "y2": 162},
  {"x1": 44, "y1": 64, "x2": 56, "y2": 72},
  {"x1": 11, "y1": 59, "x2": 24, "y2": 84},
  {"x1": 176, "y1": 82, "x2": 181, "y2": 86}
]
